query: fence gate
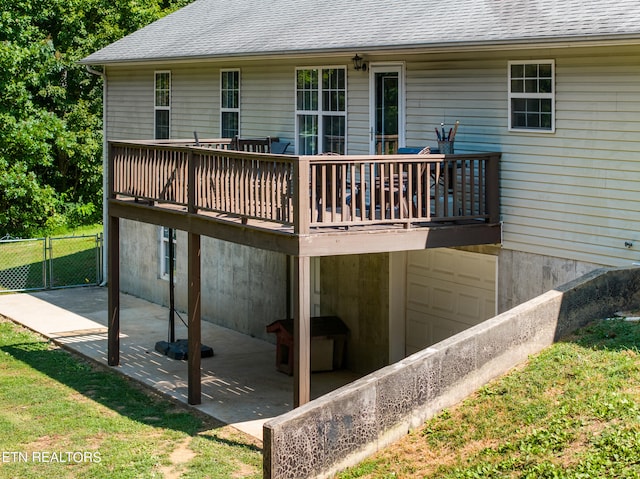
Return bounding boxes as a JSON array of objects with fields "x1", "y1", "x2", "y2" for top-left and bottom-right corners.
[{"x1": 0, "y1": 234, "x2": 103, "y2": 293}]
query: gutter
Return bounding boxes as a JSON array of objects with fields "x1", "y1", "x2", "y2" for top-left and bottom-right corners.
[{"x1": 85, "y1": 65, "x2": 109, "y2": 287}]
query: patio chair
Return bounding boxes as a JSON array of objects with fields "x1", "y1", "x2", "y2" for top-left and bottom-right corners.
[
  {"x1": 270, "y1": 141, "x2": 291, "y2": 154},
  {"x1": 229, "y1": 136, "x2": 278, "y2": 152},
  {"x1": 372, "y1": 146, "x2": 431, "y2": 219},
  {"x1": 312, "y1": 152, "x2": 357, "y2": 223}
]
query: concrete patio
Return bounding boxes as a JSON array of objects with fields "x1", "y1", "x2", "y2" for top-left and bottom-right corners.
[{"x1": 0, "y1": 286, "x2": 359, "y2": 441}]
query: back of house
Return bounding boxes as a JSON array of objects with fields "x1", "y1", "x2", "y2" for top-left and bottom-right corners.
[{"x1": 83, "y1": 2, "x2": 640, "y2": 475}]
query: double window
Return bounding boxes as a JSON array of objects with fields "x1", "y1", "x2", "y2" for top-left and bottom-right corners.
[
  {"x1": 221, "y1": 70, "x2": 240, "y2": 138},
  {"x1": 154, "y1": 71, "x2": 171, "y2": 139},
  {"x1": 508, "y1": 60, "x2": 555, "y2": 132},
  {"x1": 296, "y1": 67, "x2": 346, "y2": 154}
]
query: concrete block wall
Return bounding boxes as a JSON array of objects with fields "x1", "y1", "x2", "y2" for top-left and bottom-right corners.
[{"x1": 263, "y1": 266, "x2": 640, "y2": 479}]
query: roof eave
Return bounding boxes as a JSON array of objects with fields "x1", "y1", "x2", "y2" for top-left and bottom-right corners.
[{"x1": 79, "y1": 34, "x2": 640, "y2": 67}]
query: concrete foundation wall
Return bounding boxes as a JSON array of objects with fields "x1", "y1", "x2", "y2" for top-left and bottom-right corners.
[
  {"x1": 498, "y1": 248, "x2": 604, "y2": 313},
  {"x1": 119, "y1": 219, "x2": 287, "y2": 342},
  {"x1": 119, "y1": 220, "x2": 169, "y2": 307},
  {"x1": 264, "y1": 267, "x2": 640, "y2": 479},
  {"x1": 319, "y1": 253, "x2": 389, "y2": 375}
]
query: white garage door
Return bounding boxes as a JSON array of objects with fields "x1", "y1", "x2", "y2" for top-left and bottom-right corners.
[{"x1": 405, "y1": 249, "x2": 496, "y2": 355}]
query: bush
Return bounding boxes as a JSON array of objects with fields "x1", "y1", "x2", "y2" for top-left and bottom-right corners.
[{"x1": 0, "y1": 161, "x2": 62, "y2": 237}]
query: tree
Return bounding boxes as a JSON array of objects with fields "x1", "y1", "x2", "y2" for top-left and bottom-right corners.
[{"x1": 0, "y1": 0, "x2": 192, "y2": 237}]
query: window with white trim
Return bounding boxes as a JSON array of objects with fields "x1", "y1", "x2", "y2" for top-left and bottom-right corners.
[
  {"x1": 508, "y1": 60, "x2": 555, "y2": 132},
  {"x1": 159, "y1": 226, "x2": 176, "y2": 281},
  {"x1": 221, "y1": 69, "x2": 240, "y2": 138},
  {"x1": 296, "y1": 67, "x2": 346, "y2": 154},
  {"x1": 155, "y1": 71, "x2": 171, "y2": 139}
]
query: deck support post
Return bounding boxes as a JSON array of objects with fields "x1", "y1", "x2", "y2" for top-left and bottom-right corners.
[
  {"x1": 187, "y1": 232, "x2": 202, "y2": 405},
  {"x1": 107, "y1": 215, "x2": 120, "y2": 366},
  {"x1": 293, "y1": 255, "x2": 311, "y2": 407}
]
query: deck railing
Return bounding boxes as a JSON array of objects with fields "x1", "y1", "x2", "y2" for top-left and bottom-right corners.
[{"x1": 109, "y1": 141, "x2": 500, "y2": 234}]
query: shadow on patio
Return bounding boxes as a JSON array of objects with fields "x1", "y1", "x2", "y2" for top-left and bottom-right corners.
[{"x1": 0, "y1": 287, "x2": 359, "y2": 441}]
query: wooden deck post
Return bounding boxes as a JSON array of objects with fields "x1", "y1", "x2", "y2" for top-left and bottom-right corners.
[
  {"x1": 294, "y1": 156, "x2": 310, "y2": 235},
  {"x1": 107, "y1": 214, "x2": 120, "y2": 366},
  {"x1": 187, "y1": 232, "x2": 202, "y2": 405},
  {"x1": 293, "y1": 255, "x2": 311, "y2": 407}
]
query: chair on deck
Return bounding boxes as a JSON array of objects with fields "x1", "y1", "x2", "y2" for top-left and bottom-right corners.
[
  {"x1": 229, "y1": 136, "x2": 279, "y2": 153},
  {"x1": 373, "y1": 146, "x2": 431, "y2": 218},
  {"x1": 400, "y1": 146, "x2": 462, "y2": 218},
  {"x1": 226, "y1": 136, "x2": 280, "y2": 223},
  {"x1": 270, "y1": 141, "x2": 291, "y2": 154},
  {"x1": 312, "y1": 152, "x2": 362, "y2": 224}
]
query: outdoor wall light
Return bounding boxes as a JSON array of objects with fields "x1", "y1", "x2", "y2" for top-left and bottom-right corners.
[{"x1": 352, "y1": 54, "x2": 367, "y2": 71}]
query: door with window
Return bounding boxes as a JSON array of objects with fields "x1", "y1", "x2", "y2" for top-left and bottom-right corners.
[{"x1": 370, "y1": 65, "x2": 404, "y2": 155}]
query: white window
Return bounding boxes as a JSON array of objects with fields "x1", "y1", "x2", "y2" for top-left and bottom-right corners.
[
  {"x1": 221, "y1": 69, "x2": 240, "y2": 138},
  {"x1": 508, "y1": 60, "x2": 555, "y2": 132},
  {"x1": 155, "y1": 71, "x2": 171, "y2": 139},
  {"x1": 295, "y1": 67, "x2": 346, "y2": 154},
  {"x1": 159, "y1": 227, "x2": 176, "y2": 280}
]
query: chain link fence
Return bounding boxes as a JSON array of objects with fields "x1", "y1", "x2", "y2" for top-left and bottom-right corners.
[
  {"x1": 0, "y1": 234, "x2": 103, "y2": 293},
  {"x1": 0, "y1": 237, "x2": 47, "y2": 292}
]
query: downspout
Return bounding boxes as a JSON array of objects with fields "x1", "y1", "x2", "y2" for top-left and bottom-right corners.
[{"x1": 85, "y1": 65, "x2": 108, "y2": 286}]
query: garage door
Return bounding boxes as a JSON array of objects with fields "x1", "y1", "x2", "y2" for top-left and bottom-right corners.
[{"x1": 405, "y1": 249, "x2": 496, "y2": 355}]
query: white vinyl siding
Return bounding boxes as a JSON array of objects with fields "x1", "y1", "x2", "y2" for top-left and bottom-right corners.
[
  {"x1": 404, "y1": 46, "x2": 640, "y2": 267},
  {"x1": 106, "y1": 67, "x2": 155, "y2": 140},
  {"x1": 105, "y1": 46, "x2": 640, "y2": 268},
  {"x1": 239, "y1": 62, "x2": 294, "y2": 139},
  {"x1": 503, "y1": 52, "x2": 640, "y2": 267},
  {"x1": 107, "y1": 62, "x2": 298, "y2": 141},
  {"x1": 171, "y1": 64, "x2": 218, "y2": 138},
  {"x1": 403, "y1": 45, "x2": 640, "y2": 267},
  {"x1": 345, "y1": 66, "x2": 371, "y2": 154}
]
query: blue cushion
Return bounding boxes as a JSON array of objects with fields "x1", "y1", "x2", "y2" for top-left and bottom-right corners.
[{"x1": 397, "y1": 147, "x2": 426, "y2": 154}]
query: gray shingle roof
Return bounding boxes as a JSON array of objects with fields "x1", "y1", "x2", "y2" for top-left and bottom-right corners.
[{"x1": 82, "y1": 0, "x2": 640, "y2": 64}]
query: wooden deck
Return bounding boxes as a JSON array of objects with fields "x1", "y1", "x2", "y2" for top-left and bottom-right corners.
[
  {"x1": 108, "y1": 140, "x2": 501, "y2": 256},
  {"x1": 107, "y1": 139, "x2": 502, "y2": 408}
]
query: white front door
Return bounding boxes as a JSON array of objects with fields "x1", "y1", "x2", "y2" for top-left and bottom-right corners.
[{"x1": 369, "y1": 64, "x2": 405, "y2": 154}]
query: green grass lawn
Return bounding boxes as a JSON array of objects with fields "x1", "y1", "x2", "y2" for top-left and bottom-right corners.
[
  {"x1": 2, "y1": 311, "x2": 639, "y2": 479},
  {"x1": 337, "y1": 317, "x2": 640, "y2": 479},
  {"x1": 0, "y1": 317, "x2": 262, "y2": 478}
]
